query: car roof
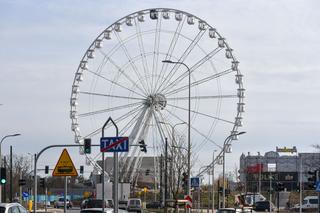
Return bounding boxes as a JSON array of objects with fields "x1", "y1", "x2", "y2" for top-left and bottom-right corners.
[{"x1": 0, "y1": 203, "x2": 22, "y2": 208}]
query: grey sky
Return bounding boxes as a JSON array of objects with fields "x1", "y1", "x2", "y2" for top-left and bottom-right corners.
[{"x1": 1, "y1": 0, "x2": 319, "y2": 178}]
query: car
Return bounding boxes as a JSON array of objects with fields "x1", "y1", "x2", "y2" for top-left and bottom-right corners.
[
  {"x1": 119, "y1": 200, "x2": 128, "y2": 210},
  {"x1": 54, "y1": 197, "x2": 73, "y2": 208},
  {"x1": 253, "y1": 201, "x2": 273, "y2": 212},
  {"x1": 81, "y1": 199, "x2": 89, "y2": 210},
  {"x1": 236, "y1": 207, "x2": 256, "y2": 213},
  {"x1": 146, "y1": 201, "x2": 162, "y2": 209},
  {"x1": 80, "y1": 208, "x2": 128, "y2": 213},
  {"x1": 83, "y1": 199, "x2": 114, "y2": 209},
  {"x1": 216, "y1": 208, "x2": 237, "y2": 213},
  {"x1": 127, "y1": 198, "x2": 142, "y2": 213},
  {"x1": 0, "y1": 203, "x2": 29, "y2": 213}
]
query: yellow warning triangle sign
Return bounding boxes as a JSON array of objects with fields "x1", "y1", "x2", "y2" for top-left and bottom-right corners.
[{"x1": 52, "y1": 149, "x2": 78, "y2": 176}]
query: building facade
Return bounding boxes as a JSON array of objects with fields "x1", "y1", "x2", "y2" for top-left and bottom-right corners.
[{"x1": 239, "y1": 150, "x2": 320, "y2": 192}]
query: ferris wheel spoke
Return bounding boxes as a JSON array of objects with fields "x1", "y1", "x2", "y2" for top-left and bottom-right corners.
[
  {"x1": 119, "y1": 105, "x2": 147, "y2": 135},
  {"x1": 86, "y1": 69, "x2": 146, "y2": 98},
  {"x1": 113, "y1": 31, "x2": 151, "y2": 95},
  {"x1": 161, "y1": 47, "x2": 223, "y2": 94},
  {"x1": 79, "y1": 91, "x2": 144, "y2": 101},
  {"x1": 83, "y1": 104, "x2": 144, "y2": 139},
  {"x1": 151, "y1": 17, "x2": 162, "y2": 94},
  {"x1": 98, "y1": 50, "x2": 149, "y2": 96},
  {"x1": 153, "y1": 16, "x2": 186, "y2": 94},
  {"x1": 166, "y1": 95, "x2": 237, "y2": 101},
  {"x1": 134, "y1": 18, "x2": 152, "y2": 94},
  {"x1": 164, "y1": 108, "x2": 222, "y2": 149},
  {"x1": 166, "y1": 103, "x2": 235, "y2": 125},
  {"x1": 152, "y1": 111, "x2": 169, "y2": 145},
  {"x1": 156, "y1": 29, "x2": 207, "y2": 93},
  {"x1": 165, "y1": 68, "x2": 233, "y2": 96},
  {"x1": 78, "y1": 101, "x2": 144, "y2": 118}
]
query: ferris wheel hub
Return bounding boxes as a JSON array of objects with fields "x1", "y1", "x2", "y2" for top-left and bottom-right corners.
[{"x1": 145, "y1": 93, "x2": 167, "y2": 110}]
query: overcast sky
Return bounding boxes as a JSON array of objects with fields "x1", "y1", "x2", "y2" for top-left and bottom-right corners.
[{"x1": 1, "y1": 0, "x2": 319, "y2": 179}]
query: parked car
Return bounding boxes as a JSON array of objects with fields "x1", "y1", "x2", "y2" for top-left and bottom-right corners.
[
  {"x1": 0, "y1": 203, "x2": 28, "y2": 213},
  {"x1": 146, "y1": 201, "x2": 162, "y2": 209},
  {"x1": 119, "y1": 200, "x2": 128, "y2": 210},
  {"x1": 81, "y1": 199, "x2": 89, "y2": 210},
  {"x1": 127, "y1": 198, "x2": 142, "y2": 213},
  {"x1": 253, "y1": 200, "x2": 273, "y2": 212},
  {"x1": 292, "y1": 196, "x2": 319, "y2": 211},
  {"x1": 80, "y1": 208, "x2": 128, "y2": 213},
  {"x1": 54, "y1": 197, "x2": 73, "y2": 208},
  {"x1": 106, "y1": 199, "x2": 114, "y2": 208},
  {"x1": 216, "y1": 208, "x2": 237, "y2": 213}
]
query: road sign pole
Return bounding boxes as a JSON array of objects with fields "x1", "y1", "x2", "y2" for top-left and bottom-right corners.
[
  {"x1": 102, "y1": 117, "x2": 119, "y2": 213},
  {"x1": 64, "y1": 176, "x2": 67, "y2": 213}
]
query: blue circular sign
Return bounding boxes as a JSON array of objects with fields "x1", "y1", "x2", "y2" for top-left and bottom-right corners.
[{"x1": 22, "y1": 192, "x2": 29, "y2": 198}]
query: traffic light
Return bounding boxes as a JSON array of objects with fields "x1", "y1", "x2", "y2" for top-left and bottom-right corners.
[
  {"x1": 0, "y1": 167, "x2": 6, "y2": 184},
  {"x1": 45, "y1": 165, "x2": 49, "y2": 174},
  {"x1": 139, "y1": 140, "x2": 147, "y2": 153},
  {"x1": 182, "y1": 172, "x2": 188, "y2": 191},
  {"x1": 145, "y1": 169, "x2": 150, "y2": 176},
  {"x1": 19, "y1": 179, "x2": 26, "y2": 186},
  {"x1": 218, "y1": 186, "x2": 223, "y2": 194},
  {"x1": 80, "y1": 165, "x2": 84, "y2": 174},
  {"x1": 39, "y1": 178, "x2": 46, "y2": 188},
  {"x1": 276, "y1": 182, "x2": 285, "y2": 191},
  {"x1": 307, "y1": 170, "x2": 318, "y2": 189},
  {"x1": 84, "y1": 138, "x2": 91, "y2": 154}
]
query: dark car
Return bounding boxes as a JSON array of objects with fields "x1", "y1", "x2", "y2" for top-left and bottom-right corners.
[
  {"x1": 146, "y1": 201, "x2": 162, "y2": 209},
  {"x1": 84, "y1": 199, "x2": 107, "y2": 209},
  {"x1": 254, "y1": 201, "x2": 273, "y2": 211}
]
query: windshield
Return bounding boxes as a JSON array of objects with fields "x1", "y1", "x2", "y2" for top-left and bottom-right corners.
[
  {"x1": 0, "y1": 207, "x2": 5, "y2": 213},
  {"x1": 310, "y1": 199, "x2": 318, "y2": 204}
]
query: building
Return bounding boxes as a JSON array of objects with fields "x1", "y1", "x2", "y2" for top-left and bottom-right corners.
[
  {"x1": 94, "y1": 156, "x2": 160, "y2": 190},
  {"x1": 239, "y1": 148, "x2": 320, "y2": 192}
]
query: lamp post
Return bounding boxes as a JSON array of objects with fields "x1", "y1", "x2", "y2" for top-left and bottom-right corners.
[
  {"x1": 212, "y1": 150, "x2": 217, "y2": 213},
  {"x1": 162, "y1": 60, "x2": 191, "y2": 202},
  {"x1": 0, "y1": 133, "x2": 21, "y2": 202},
  {"x1": 222, "y1": 131, "x2": 246, "y2": 208},
  {"x1": 159, "y1": 121, "x2": 186, "y2": 200}
]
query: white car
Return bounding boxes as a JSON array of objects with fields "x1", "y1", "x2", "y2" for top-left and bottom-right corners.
[
  {"x1": 54, "y1": 197, "x2": 73, "y2": 208},
  {"x1": 0, "y1": 203, "x2": 28, "y2": 213},
  {"x1": 127, "y1": 198, "x2": 142, "y2": 213},
  {"x1": 80, "y1": 208, "x2": 128, "y2": 213}
]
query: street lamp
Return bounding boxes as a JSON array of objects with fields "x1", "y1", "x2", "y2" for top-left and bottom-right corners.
[
  {"x1": 162, "y1": 60, "x2": 192, "y2": 202},
  {"x1": 0, "y1": 133, "x2": 21, "y2": 202},
  {"x1": 159, "y1": 121, "x2": 186, "y2": 211},
  {"x1": 212, "y1": 149, "x2": 217, "y2": 213},
  {"x1": 222, "y1": 131, "x2": 246, "y2": 208}
]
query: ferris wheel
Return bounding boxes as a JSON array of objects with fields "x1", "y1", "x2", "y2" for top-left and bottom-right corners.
[{"x1": 70, "y1": 8, "x2": 244, "y2": 182}]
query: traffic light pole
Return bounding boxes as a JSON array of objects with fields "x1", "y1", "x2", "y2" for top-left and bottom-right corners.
[
  {"x1": 32, "y1": 143, "x2": 100, "y2": 213},
  {"x1": 10, "y1": 146, "x2": 13, "y2": 202}
]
